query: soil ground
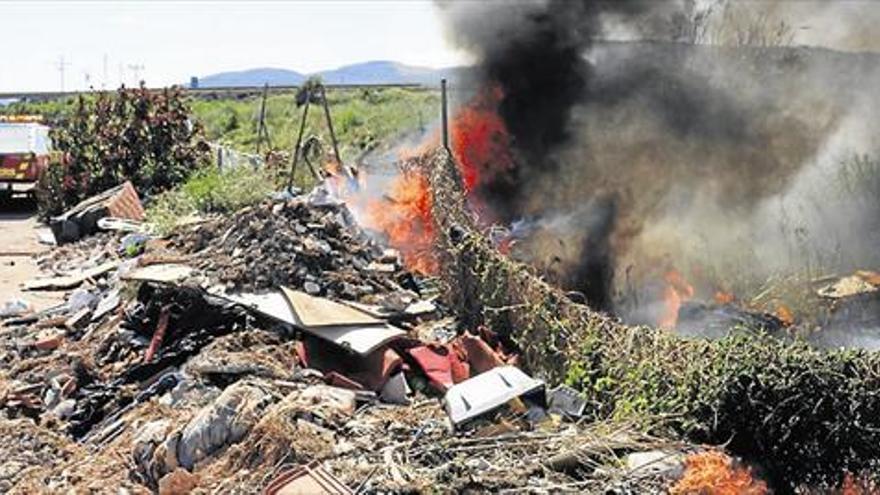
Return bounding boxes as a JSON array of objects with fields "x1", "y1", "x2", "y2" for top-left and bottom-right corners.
[{"x1": 0, "y1": 197, "x2": 65, "y2": 313}]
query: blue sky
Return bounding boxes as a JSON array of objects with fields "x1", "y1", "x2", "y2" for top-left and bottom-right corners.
[{"x1": 0, "y1": 1, "x2": 469, "y2": 92}]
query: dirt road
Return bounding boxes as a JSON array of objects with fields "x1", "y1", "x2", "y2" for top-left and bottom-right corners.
[{"x1": 0, "y1": 199, "x2": 64, "y2": 313}]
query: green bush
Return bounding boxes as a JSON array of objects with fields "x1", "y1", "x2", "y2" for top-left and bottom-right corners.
[
  {"x1": 146, "y1": 164, "x2": 278, "y2": 235},
  {"x1": 37, "y1": 85, "x2": 209, "y2": 219}
]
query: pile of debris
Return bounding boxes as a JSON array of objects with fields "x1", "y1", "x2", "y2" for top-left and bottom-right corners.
[
  {"x1": 7, "y1": 149, "x2": 877, "y2": 492},
  {"x1": 1, "y1": 173, "x2": 727, "y2": 493},
  {"x1": 169, "y1": 192, "x2": 417, "y2": 300}
]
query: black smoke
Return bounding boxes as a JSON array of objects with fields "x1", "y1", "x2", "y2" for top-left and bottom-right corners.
[
  {"x1": 439, "y1": 0, "x2": 880, "y2": 318},
  {"x1": 437, "y1": 0, "x2": 679, "y2": 308}
]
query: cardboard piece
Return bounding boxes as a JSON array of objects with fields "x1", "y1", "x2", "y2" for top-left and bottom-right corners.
[
  {"x1": 281, "y1": 288, "x2": 382, "y2": 327},
  {"x1": 227, "y1": 289, "x2": 406, "y2": 356},
  {"x1": 264, "y1": 461, "x2": 352, "y2": 495}
]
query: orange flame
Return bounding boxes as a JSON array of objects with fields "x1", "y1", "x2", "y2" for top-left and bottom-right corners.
[
  {"x1": 659, "y1": 269, "x2": 695, "y2": 329},
  {"x1": 362, "y1": 171, "x2": 438, "y2": 274},
  {"x1": 450, "y1": 84, "x2": 513, "y2": 193},
  {"x1": 352, "y1": 83, "x2": 514, "y2": 275},
  {"x1": 714, "y1": 291, "x2": 735, "y2": 305},
  {"x1": 671, "y1": 451, "x2": 767, "y2": 495},
  {"x1": 775, "y1": 304, "x2": 795, "y2": 327}
]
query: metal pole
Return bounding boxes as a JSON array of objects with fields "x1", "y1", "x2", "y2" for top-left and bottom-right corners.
[
  {"x1": 287, "y1": 94, "x2": 311, "y2": 191},
  {"x1": 256, "y1": 83, "x2": 269, "y2": 154},
  {"x1": 320, "y1": 85, "x2": 343, "y2": 169},
  {"x1": 441, "y1": 79, "x2": 449, "y2": 150}
]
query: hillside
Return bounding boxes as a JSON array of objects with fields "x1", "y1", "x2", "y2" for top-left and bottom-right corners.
[
  {"x1": 196, "y1": 60, "x2": 462, "y2": 87},
  {"x1": 197, "y1": 67, "x2": 306, "y2": 88}
]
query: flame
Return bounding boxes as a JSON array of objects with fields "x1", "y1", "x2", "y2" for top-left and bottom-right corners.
[
  {"x1": 775, "y1": 304, "x2": 795, "y2": 327},
  {"x1": 362, "y1": 171, "x2": 438, "y2": 274},
  {"x1": 671, "y1": 451, "x2": 767, "y2": 495},
  {"x1": 714, "y1": 291, "x2": 735, "y2": 305},
  {"x1": 350, "y1": 83, "x2": 514, "y2": 275},
  {"x1": 450, "y1": 84, "x2": 514, "y2": 193},
  {"x1": 659, "y1": 269, "x2": 695, "y2": 329}
]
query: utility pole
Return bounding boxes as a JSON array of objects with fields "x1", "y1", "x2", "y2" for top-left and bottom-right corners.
[
  {"x1": 102, "y1": 54, "x2": 109, "y2": 90},
  {"x1": 56, "y1": 56, "x2": 70, "y2": 93}
]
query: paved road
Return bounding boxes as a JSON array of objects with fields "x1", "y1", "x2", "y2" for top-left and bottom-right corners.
[{"x1": 0, "y1": 198, "x2": 64, "y2": 313}]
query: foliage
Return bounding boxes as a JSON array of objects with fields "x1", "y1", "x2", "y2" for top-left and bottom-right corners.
[
  {"x1": 0, "y1": 96, "x2": 82, "y2": 125},
  {"x1": 146, "y1": 164, "x2": 279, "y2": 236},
  {"x1": 35, "y1": 86, "x2": 209, "y2": 218}
]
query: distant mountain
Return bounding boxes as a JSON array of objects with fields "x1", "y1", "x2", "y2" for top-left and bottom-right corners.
[
  {"x1": 197, "y1": 68, "x2": 306, "y2": 88},
  {"x1": 193, "y1": 61, "x2": 463, "y2": 88},
  {"x1": 315, "y1": 60, "x2": 456, "y2": 85}
]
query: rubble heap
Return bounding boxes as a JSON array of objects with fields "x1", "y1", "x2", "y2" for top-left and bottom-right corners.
[
  {"x1": 169, "y1": 196, "x2": 414, "y2": 299},
  {"x1": 4, "y1": 149, "x2": 879, "y2": 492}
]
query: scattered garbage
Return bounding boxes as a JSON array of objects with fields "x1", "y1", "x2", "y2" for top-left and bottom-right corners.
[
  {"x1": 118, "y1": 232, "x2": 151, "y2": 257},
  {"x1": 50, "y1": 181, "x2": 145, "y2": 244},
  {"x1": 97, "y1": 216, "x2": 146, "y2": 233},
  {"x1": 443, "y1": 366, "x2": 545, "y2": 427},
  {"x1": 0, "y1": 187, "x2": 772, "y2": 493},
  {"x1": 817, "y1": 271, "x2": 880, "y2": 299},
  {"x1": 264, "y1": 461, "x2": 353, "y2": 495},
  {"x1": 67, "y1": 288, "x2": 96, "y2": 312},
  {"x1": 0, "y1": 297, "x2": 32, "y2": 318},
  {"x1": 547, "y1": 384, "x2": 587, "y2": 419},
  {"x1": 121, "y1": 263, "x2": 195, "y2": 285},
  {"x1": 24, "y1": 261, "x2": 118, "y2": 291},
  {"x1": 167, "y1": 197, "x2": 410, "y2": 296}
]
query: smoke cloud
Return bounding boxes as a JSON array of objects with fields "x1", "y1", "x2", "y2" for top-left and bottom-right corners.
[{"x1": 437, "y1": 0, "x2": 880, "y2": 327}]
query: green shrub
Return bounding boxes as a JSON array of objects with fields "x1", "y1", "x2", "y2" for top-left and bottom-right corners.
[
  {"x1": 146, "y1": 164, "x2": 278, "y2": 235},
  {"x1": 37, "y1": 85, "x2": 209, "y2": 219}
]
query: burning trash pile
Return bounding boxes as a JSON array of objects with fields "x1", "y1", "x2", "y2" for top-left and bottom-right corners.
[
  {"x1": 2, "y1": 141, "x2": 877, "y2": 492},
  {"x1": 0, "y1": 175, "x2": 723, "y2": 494},
  {"x1": 425, "y1": 146, "x2": 880, "y2": 491},
  {"x1": 6, "y1": 1, "x2": 880, "y2": 491}
]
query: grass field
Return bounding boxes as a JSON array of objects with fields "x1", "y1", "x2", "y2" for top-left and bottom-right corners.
[
  {"x1": 191, "y1": 87, "x2": 439, "y2": 161},
  {"x1": 1, "y1": 87, "x2": 440, "y2": 163}
]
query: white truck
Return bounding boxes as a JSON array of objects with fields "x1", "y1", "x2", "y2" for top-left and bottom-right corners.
[{"x1": 0, "y1": 120, "x2": 52, "y2": 200}]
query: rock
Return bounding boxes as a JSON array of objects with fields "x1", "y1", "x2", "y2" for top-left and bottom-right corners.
[
  {"x1": 303, "y1": 281, "x2": 321, "y2": 295},
  {"x1": 52, "y1": 398, "x2": 76, "y2": 419}
]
